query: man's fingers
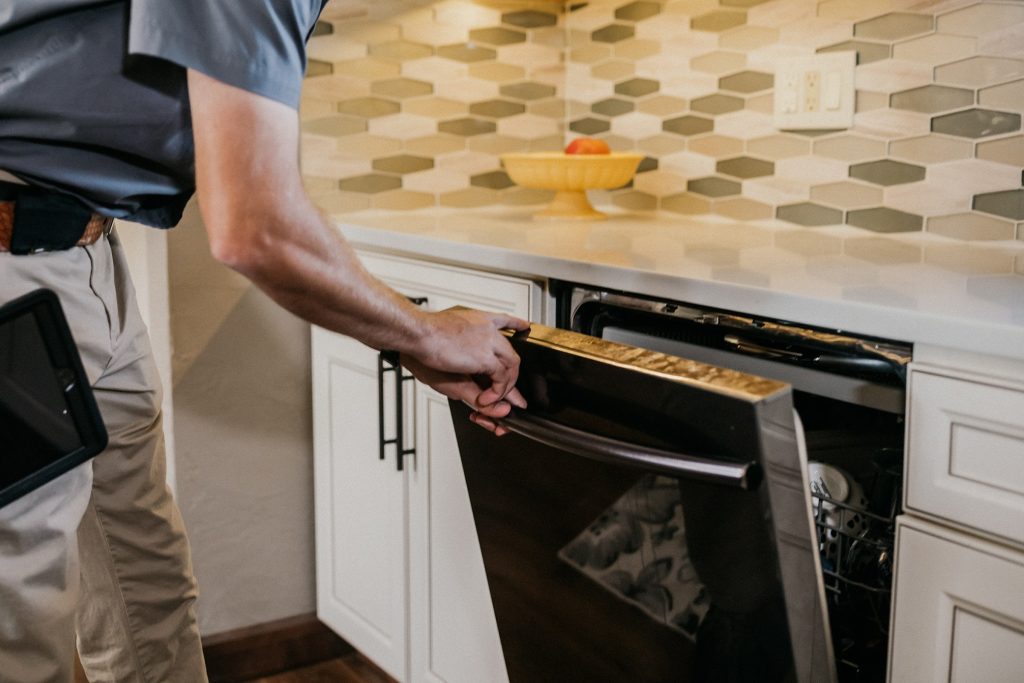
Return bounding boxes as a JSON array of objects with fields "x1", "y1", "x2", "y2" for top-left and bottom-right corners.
[
  {"x1": 491, "y1": 313, "x2": 530, "y2": 332},
  {"x1": 469, "y1": 412, "x2": 510, "y2": 437}
]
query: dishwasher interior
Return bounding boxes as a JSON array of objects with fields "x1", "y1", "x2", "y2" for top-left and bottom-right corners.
[{"x1": 555, "y1": 282, "x2": 911, "y2": 682}]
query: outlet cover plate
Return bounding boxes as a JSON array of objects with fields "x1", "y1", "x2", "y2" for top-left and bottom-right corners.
[{"x1": 774, "y1": 52, "x2": 856, "y2": 131}]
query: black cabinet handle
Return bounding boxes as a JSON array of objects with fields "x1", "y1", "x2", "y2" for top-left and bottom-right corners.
[{"x1": 378, "y1": 350, "x2": 416, "y2": 471}]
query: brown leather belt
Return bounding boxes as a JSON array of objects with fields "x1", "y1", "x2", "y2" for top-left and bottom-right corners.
[{"x1": 0, "y1": 199, "x2": 111, "y2": 253}]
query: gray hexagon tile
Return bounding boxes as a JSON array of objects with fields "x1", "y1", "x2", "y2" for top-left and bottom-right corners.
[
  {"x1": 974, "y1": 189, "x2": 1024, "y2": 220},
  {"x1": 615, "y1": 1, "x2": 661, "y2": 22},
  {"x1": 931, "y1": 109, "x2": 1021, "y2": 138},
  {"x1": 716, "y1": 156, "x2": 774, "y2": 179},
  {"x1": 688, "y1": 176, "x2": 742, "y2": 197},
  {"x1": 663, "y1": 115, "x2": 714, "y2": 136},
  {"x1": 847, "y1": 207, "x2": 924, "y2": 233},
  {"x1": 777, "y1": 203, "x2": 844, "y2": 226},
  {"x1": 890, "y1": 85, "x2": 974, "y2": 114},
  {"x1": 718, "y1": 71, "x2": 773, "y2": 94},
  {"x1": 927, "y1": 212, "x2": 1017, "y2": 241},
  {"x1": 850, "y1": 159, "x2": 926, "y2": 186},
  {"x1": 854, "y1": 13, "x2": 933, "y2": 42},
  {"x1": 616, "y1": 78, "x2": 660, "y2": 98},
  {"x1": 502, "y1": 10, "x2": 558, "y2": 29}
]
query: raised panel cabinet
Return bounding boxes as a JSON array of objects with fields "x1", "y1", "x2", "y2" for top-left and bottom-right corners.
[
  {"x1": 313, "y1": 251, "x2": 540, "y2": 682},
  {"x1": 889, "y1": 517, "x2": 1024, "y2": 683}
]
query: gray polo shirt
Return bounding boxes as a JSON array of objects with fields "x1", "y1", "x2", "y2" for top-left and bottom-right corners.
[{"x1": 0, "y1": 1, "x2": 325, "y2": 228}]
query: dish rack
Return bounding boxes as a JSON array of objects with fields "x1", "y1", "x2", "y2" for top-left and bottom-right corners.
[{"x1": 811, "y1": 449, "x2": 902, "y2": 682}]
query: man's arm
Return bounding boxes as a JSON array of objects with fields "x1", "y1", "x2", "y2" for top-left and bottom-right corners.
[{"x1": 187, "y1": 70, "x2": 527, "y2": 428}]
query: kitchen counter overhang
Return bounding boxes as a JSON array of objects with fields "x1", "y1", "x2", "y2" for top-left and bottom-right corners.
[{"x1": 334, "y1": 208, "x2": 1024, "y2": 362}]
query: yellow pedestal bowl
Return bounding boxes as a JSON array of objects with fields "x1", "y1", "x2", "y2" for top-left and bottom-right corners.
[{"x1": 501, "y1": 152, "x2": 645, "y2": 221}]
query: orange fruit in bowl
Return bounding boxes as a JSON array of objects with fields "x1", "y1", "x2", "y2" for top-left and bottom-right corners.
[{"x1": 564, "y1": 137, "x2": 611, "y2": 155}]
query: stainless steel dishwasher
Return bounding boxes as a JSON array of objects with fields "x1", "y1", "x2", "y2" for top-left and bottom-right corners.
[{"x1": 450, "y1": 282, "x2": 910, "y2": 683}]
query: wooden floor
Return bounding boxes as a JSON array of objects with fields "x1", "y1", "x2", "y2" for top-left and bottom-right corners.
[{"x1": 242, "y1": 652, "x2": 395, "y2": 683}]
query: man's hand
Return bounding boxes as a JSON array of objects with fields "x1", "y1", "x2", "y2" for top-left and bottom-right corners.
[
  {"x1": 186, "y1": 69, "x2": 529, "y2": 434},
  {"x1": 401, "y1": 309, "x2": 530, "y2": 435}
]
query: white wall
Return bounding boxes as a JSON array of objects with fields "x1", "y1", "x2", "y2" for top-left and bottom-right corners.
[{"x1": 166, "y1": 200, "x2": 315, "y2": 636}]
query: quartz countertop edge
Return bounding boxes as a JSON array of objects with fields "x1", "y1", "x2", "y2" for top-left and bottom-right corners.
[{"x1": 335, "y1": 209, "x2": 1024, "y2": 362}]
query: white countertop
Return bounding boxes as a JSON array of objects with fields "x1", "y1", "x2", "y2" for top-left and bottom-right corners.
[{"x1": 336, "y1": 208, "x2": 1024, "y2": 361}]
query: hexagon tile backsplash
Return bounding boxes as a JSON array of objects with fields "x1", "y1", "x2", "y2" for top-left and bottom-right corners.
[{"x1": 300, "y1": 0, "x2": 1024, "y2": 244}]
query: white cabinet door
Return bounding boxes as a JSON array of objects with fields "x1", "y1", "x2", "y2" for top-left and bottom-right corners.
[
  {"x1": 889, "y1": 517, "x2": 1024, "y2": 683},
  {"x1": 313, "y1": 327, "x2": 409, "y2": 681}
]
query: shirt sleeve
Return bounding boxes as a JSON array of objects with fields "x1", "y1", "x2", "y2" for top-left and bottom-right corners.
[{"x1": 127, "y1": 0, "x2": 325, "y2": 109}]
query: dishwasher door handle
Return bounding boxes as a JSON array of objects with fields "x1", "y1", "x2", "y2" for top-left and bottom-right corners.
[{"x1": 497, "y1": 409, "x2": 760, "y2": 490}]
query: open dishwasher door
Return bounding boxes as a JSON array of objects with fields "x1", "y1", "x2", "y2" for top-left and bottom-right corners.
[{"x1": 451, "y1": 323, "x2": 836, "y2": 683}]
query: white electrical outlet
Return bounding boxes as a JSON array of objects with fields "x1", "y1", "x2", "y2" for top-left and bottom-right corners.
[{"x1": 774, "y1": 52, "x2": 856, "y2": 130}]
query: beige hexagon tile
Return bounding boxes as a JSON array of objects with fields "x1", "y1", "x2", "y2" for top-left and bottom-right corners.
[
  {"x1": 437, "y1": 150, "x2": 500, "y2": 175},
  {"x1": 401, "y1": 167, "x2": 469, "y2": 194},
  {"x1": 977, "y1": 135, "x2": 1024, "y2": 166},
  {"x1": 602, "y1": 134, "x2": 639, "y2": 152},
  {"x1": 691, "y1": 51, "x2": 747, "y2": 74},
  {"x1": 814, "y1": 134, "x2": 888, "y2": 161},
  {"x1": 662, "y1": 192, "x2": 713, "y2": 214},
  {"x1": 719, "y1": 25, "x2": 779, "y2": 51},
  {"x1": 402, "y1": 97, "x2": 467, "y2": 119},
  {"x1": 978, "y1": 23, "x2": 1024, "y2": 60},
  {"x1": 592, "y1": 61, "x2": 637, "y2": 81},
  {"x1": 403, "y1": 134, "x2": 466, "y2": 156},
  {"x1": 435, "y1": 77, "x2": 501, "y2": 102},
  {"x1": 927, "y1": 212, "x2": 1017, "y2": 241},
  {"x1": 928, "y1": 158, "x2": 1024, "y2": 197},
  {"x1": 334, "y1": 133, "x2": 404, "y2": 159},
  {"x1": 979, "y1": 78, "x2": 1024, "y2": 112},
  {"x1": 440, "y1": 187, "x2": 500, "y2": 208},
  {"x1": 468, "y1": 62, "x2": 527, "y2": 83},
  {"x1": 571, "y1": 44, "x2": 613, "y2": 64},
  {"x1": 637, "y1": 95, "x2": 689, "y2": 117},
  {"x1": 663, "y1": 0, "x2": 719, "y2": 20},
  {"x1": 497, "y1": 113, "x2": 561, "y2": 139},
  {"x1": 528, "y1": 99, "x2": 567, "y2": 119},
  {"x1": 319, "y1": 2, "x2": 367, "y2": 23},
  {"x1": 637, "y1": 133, "x2": 690, "y2": 156},
  {"x1": 893, "y1": 33, "x2": 976, "y2": 64},
  {"x1": 714, "y1": 197, "x2": 774, "y2": 220},
  {"x1": 844, "y1": 237, "x2": 922, "y2": 265},
  {"x1": 367, "y1": 112, "x2": 437, "y2": 139},
  {"x1": 748, "y1": 0, "x2": 816, "y2": 28},
  {"x1": 856, "y1": 91, "x2": 890, "y2": 112},
  {"x1": 774, "y1": 228, "x2": 843, "y2": 258},
  {"x1": 658, "y1": 150, "x2": 718, "y2": 178},
  {"x1": 532, "y1": 26, "x2": 567, "y2": 51},
  {"x1": 401, "y1": 20, "x2": 468, "y2": 46},
  {"x1": 499, "y1": 43, "x2": 563, "y2": 67},
  {"x1": 612, "y1": 191, "x2": 659, "y2": 212},
  {"x1": 713, "y1": 110, "x2": 777, "y2": 140},
  {"x1": 888, "y1": 134, "x2": 973, "y2": 163},
  {"x1": 633, "y1": 170, "x2": 689, "y2": 196},
  {"x1": 300, "y1": 97, "x2": 342, "y2": 120},
  {"x1": 528, "y1": 134, "x2": 566, "y2": 152},
  {"x1": 333, "y1": 19, "x2": 400, "y2": 45},
  {"x1": 467, "y1": 134, "x2": 528, "y2": 155},
  {"x1": 817, "y1": 0, "x2": 891, "y2": 21},
  {"x1": 307, "y1": 36, "x2": 367, "y2": 63},
  {"x1": 924, "y1": 245, "x2": 1015, "y2": 274},
  {"x1": 301, "y1": 154, "x2": 371, "y2": 180},
  {"x1": 884, "y1": 181, "x2": 972, "y2": 217},
  {"x1": 811, "y1": 180, "x2": 884, "y2": 209},
  {"x1": 742, "y1": 176, "x2": 810, "y2": 205},
  {"x1": 775, "y1": 155, "x2": 850, "y2": 185},
  {"x1": 301, "y1": 175, "x2": 340, "y2": 198},
  {"x1": 566, "y1": 4, "x2": 615, "y2": 32},
  {"x1": 303, "y1": 75, "x2": 373, "y2": 102},
  {"x1": 432, "y1": 0, "x2": 501, "y2": 28},
  {"x1": 303, "y1": 114, "x2": 368, "y2": 138},
  {"x1": 372, "y1": 190, "x2": 436, "y2": 211},
  {"x1": 314, "y1": 191, "x2": 373, "y2": 214},
  {"x1": 334, "y1": 57, "x2": 402, "y2": 82},
  {"x1": 937, "y1": 2, "x2": 1024, "y2": 37},
  {"x1": 615, "y1": 38, "x2": 669, "y2": 61},
  {"x1": 402, "y1": 56, "x2": 468, "y2": 83},
  {"x1": 688, "y1": 134, "x2": 745, "y2": 157},
  {"x1": 855, "y1": 58, "x2": 935, "y2": 93},
  {"x1": 746, "y1": 134, "x2": 812, "y2": 159},
  {"x1": 609, "y1": 111, "x2": 665, "y2": 138},
  {"x1": 935, "y1": 56, "x2": 1024, "y2": 88},
  {"x1": 854, "y1": 109, "x2": 932, "y2": 139},
  {"x1": 779, "y1": 17, "x2": 856, "y2": 49}
]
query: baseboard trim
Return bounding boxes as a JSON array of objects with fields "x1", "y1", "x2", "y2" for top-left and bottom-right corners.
[{"x1": 202, "y1": 612, "x2": 353, "y2": 683}]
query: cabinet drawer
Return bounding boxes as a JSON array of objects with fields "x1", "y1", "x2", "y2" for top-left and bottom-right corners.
[
  {"x1": 890, "y1": 518, "x2": 1024, "y2": 683},
  {"x1": 907, "y1": 369, "x2": 1024, "y2": 546},
  {"x1": 358, "y1": 251, "x2": 538, "y2": 320}
]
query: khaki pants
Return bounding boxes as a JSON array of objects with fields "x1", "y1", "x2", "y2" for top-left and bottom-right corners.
[{"x1": 0, "y1": 232, "x2": 207, "y2": 683}]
